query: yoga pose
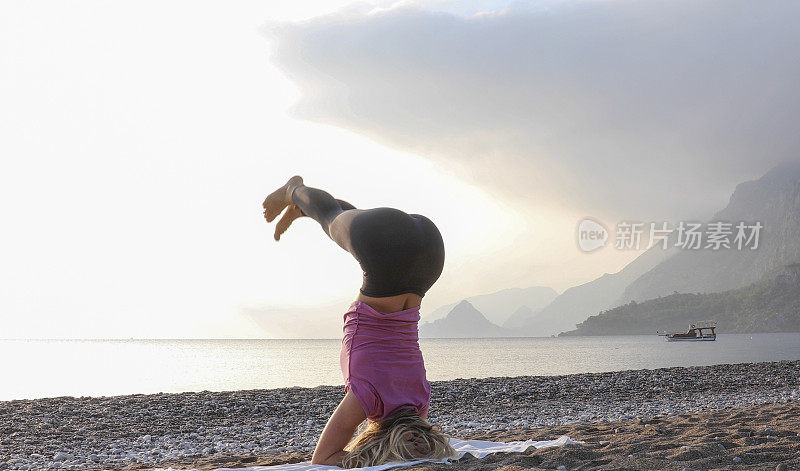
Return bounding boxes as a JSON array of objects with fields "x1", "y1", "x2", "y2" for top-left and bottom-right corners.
[{"x1": 262, "y1": 176, "x2": 455, "y2": 467}]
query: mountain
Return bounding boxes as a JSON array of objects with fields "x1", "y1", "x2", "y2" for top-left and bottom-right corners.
[
  {"x1": 516, "y1": 243, "x2": 674, "y2": 336},
  {"x1": 520, "y1": 161, "x2": 800, "y2": 337},
  {"x1": 620, "y1": 162, "x2": 800, "y2": 303},
  {"x1": 419, "y1": 300, "x2": 510, "y2": 338},
  {"x1": 561, "y1": 264, "x2": 800, "y2": 336},
  {"x1": 421, "y1": 162, "x2": 800, "y2": 338},
  {"x1": 503, "y1": 305, "x2": 537, "y2": 329},
  {"x1": 424, "y1": 286, "x2": 558, "y2": 325}
]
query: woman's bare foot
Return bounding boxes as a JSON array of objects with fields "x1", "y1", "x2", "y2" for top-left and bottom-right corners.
[
  {"x1": 274, "y1": 204, "x2": 304, "y2": 241},
  {"x1": 262, "y1": 175, "x2": 304, "y2": 222}
]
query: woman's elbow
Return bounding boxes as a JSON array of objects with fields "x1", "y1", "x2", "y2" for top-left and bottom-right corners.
[{"x1": 312, "y1": 451, "x2": 346, "y2": 467}]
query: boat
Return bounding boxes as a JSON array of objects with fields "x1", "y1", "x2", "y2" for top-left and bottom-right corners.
[{"x1": 658, "y1": 321, "x2": 717, "y2": 341}]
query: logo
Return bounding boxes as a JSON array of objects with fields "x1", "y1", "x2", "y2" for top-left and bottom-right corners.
[{"x1": 577, "y1": 218, "x2": 608, "y2": 252}]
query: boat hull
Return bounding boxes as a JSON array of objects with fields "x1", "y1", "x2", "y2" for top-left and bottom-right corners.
[{"x1": 666, "y1": 336, "x2": 716, "y2": 342}]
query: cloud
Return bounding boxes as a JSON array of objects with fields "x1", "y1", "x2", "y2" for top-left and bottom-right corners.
[{"x1": 265, "y1": 0, "x2": 800, "y2": 221}]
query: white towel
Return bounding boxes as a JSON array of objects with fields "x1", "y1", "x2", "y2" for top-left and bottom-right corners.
[{"x1": 154, "y1": 435, "x2": 580, "y2": 471}]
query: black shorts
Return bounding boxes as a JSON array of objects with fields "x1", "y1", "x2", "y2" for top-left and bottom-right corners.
[
  {"x1": 291, "y1": 185, "x2": 446, "y2": 298},
  {"x1": 341, "y1": 208, "x2": 445, "y2": 297}
]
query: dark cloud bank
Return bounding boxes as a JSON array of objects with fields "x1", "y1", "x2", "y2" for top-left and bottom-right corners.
[{"x1": 267, "y1": 0, "x2": 800, "y2": 221}]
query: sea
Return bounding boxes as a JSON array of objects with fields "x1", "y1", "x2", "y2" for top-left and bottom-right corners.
[{"x1": 1, "y1": 333, "x2": 799, "y2": 401}]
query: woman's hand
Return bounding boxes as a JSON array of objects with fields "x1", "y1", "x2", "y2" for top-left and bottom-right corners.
[{"x1": 311, "y1": 390, "x2": 366, "y2": 466}]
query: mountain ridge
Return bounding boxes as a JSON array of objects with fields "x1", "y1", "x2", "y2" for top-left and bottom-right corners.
[
  {"x1": 620, "y1": 161, "x2": 800, "y2": 303},
  {"x1": 419, "y1": 300, "x2": 510, "y2": 338},
  {"x1": 424, "y1": 286, "x2": 557, "y2": 325},
  {"x1": 561, "y1": 263, "x2": 800, "y2": 336},
  {"x1": 516, "y1": 244, "x2": 674, "y2": 336}
]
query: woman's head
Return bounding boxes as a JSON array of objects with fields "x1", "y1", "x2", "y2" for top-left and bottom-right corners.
[{"x1": 342, "y1": 409, "x2": 456, "y2": 468}]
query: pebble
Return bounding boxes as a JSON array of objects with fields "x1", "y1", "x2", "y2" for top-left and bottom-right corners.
[
  {"x1": 776, "y1": 464, "x2": 787, "y2": 471},
  {"x1": 733, "y1": 456, "x2": 743, "y2": 463},
  {"x1": 0, "y1": 360, "x2": 797, "y2": 470}
]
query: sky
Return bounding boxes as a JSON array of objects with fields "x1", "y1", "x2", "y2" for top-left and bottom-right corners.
[{"x1": 1, "y1": 0, "x2": 797, "y2": 339}]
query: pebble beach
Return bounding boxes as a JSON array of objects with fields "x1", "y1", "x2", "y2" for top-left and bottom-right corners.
[{"x1": 1, "y1": 360, "x2": 798, "y2": 470}]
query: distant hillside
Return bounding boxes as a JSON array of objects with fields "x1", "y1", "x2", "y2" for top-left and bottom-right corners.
[
  {"x1": 621, "y1": 162, "x2": 800, "y2": 303},
  {"x1": 521, "y1": 161, "x2": 800, "y2": 337},
  {"x1": 419, "y1": 300, "x2": 510, "y2": 338},
  {"x1": 503, "y1": 305, "x2": 537, "y2": 329},
  {"x1": 424, "y1": 286, "x2": 557, "y2": 325},
  {"x1": 516, "y1": 243, "x2": 674, "y2": 336},
  {"x1": 423, "y1": 162, "x2": 800, "y2": 338},
  {"x1": 561, "y1": 264, "x2": 800, "y2": 336}
]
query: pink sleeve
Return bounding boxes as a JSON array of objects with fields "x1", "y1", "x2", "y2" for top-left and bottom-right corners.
[{"x1": 346, "y1": 379, "x2": 383, "y2": 420}]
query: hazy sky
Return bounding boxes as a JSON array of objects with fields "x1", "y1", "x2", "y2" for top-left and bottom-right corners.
[{"x1": 2, "y1": 0, "x2": 796, "y2": 338}]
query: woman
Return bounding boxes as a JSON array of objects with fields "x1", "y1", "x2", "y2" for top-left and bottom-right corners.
[{"x1": 262, "y1": 176, "x2": 456, "y2": 467}]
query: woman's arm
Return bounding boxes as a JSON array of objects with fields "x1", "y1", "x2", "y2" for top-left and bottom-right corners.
[{"x1": 311, "y1": 390, "x2": 367, "y2": 466}]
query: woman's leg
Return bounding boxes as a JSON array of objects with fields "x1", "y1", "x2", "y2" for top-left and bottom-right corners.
[
  {"x1": 290, "y1": 184, "x2": 355, "y2": 238},
  {"x1": 263, "y1": 176, "x2": 355, "y2": 242},
  {"x1": 263, "y1": 176, "x2": 445, "y2": 297},
  {"x1": 287, "y1": 185, "x2": 365, "y2": 257}
]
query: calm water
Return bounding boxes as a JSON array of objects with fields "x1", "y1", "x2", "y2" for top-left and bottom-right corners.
[{"x1": 1, "y1": 334, "x2": 799, "y2": 401}]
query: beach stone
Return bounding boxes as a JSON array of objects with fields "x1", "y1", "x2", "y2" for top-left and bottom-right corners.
[
  {"x1": 3, "y1": 360, "x2": 800, "y2": 470},
  {"x1": 776, "y1": 464, "x2": 787, "y2": 471},
  {"x1": 733, "y1": 456, "x2": 742, "y2": 463},
  {"x1": 557, "y1": 466, "x2": 566, "y2": 470},
  {"x1": 52, "y1": 452, "x2": 70, "y2": 462}
]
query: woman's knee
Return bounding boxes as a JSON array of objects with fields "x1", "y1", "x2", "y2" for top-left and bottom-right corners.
[{"x1": 292, "y1": 186, "x2": 345, "y2": 229}]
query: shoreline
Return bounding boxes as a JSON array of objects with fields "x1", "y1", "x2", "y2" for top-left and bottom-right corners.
[{"x1": 1, "y1": 360, "x2": 798, "y2": 470}]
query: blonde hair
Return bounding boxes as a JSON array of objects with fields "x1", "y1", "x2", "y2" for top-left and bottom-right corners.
[{"x1": 342, "y1": 409, "x2": 457, "y2": 468}]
